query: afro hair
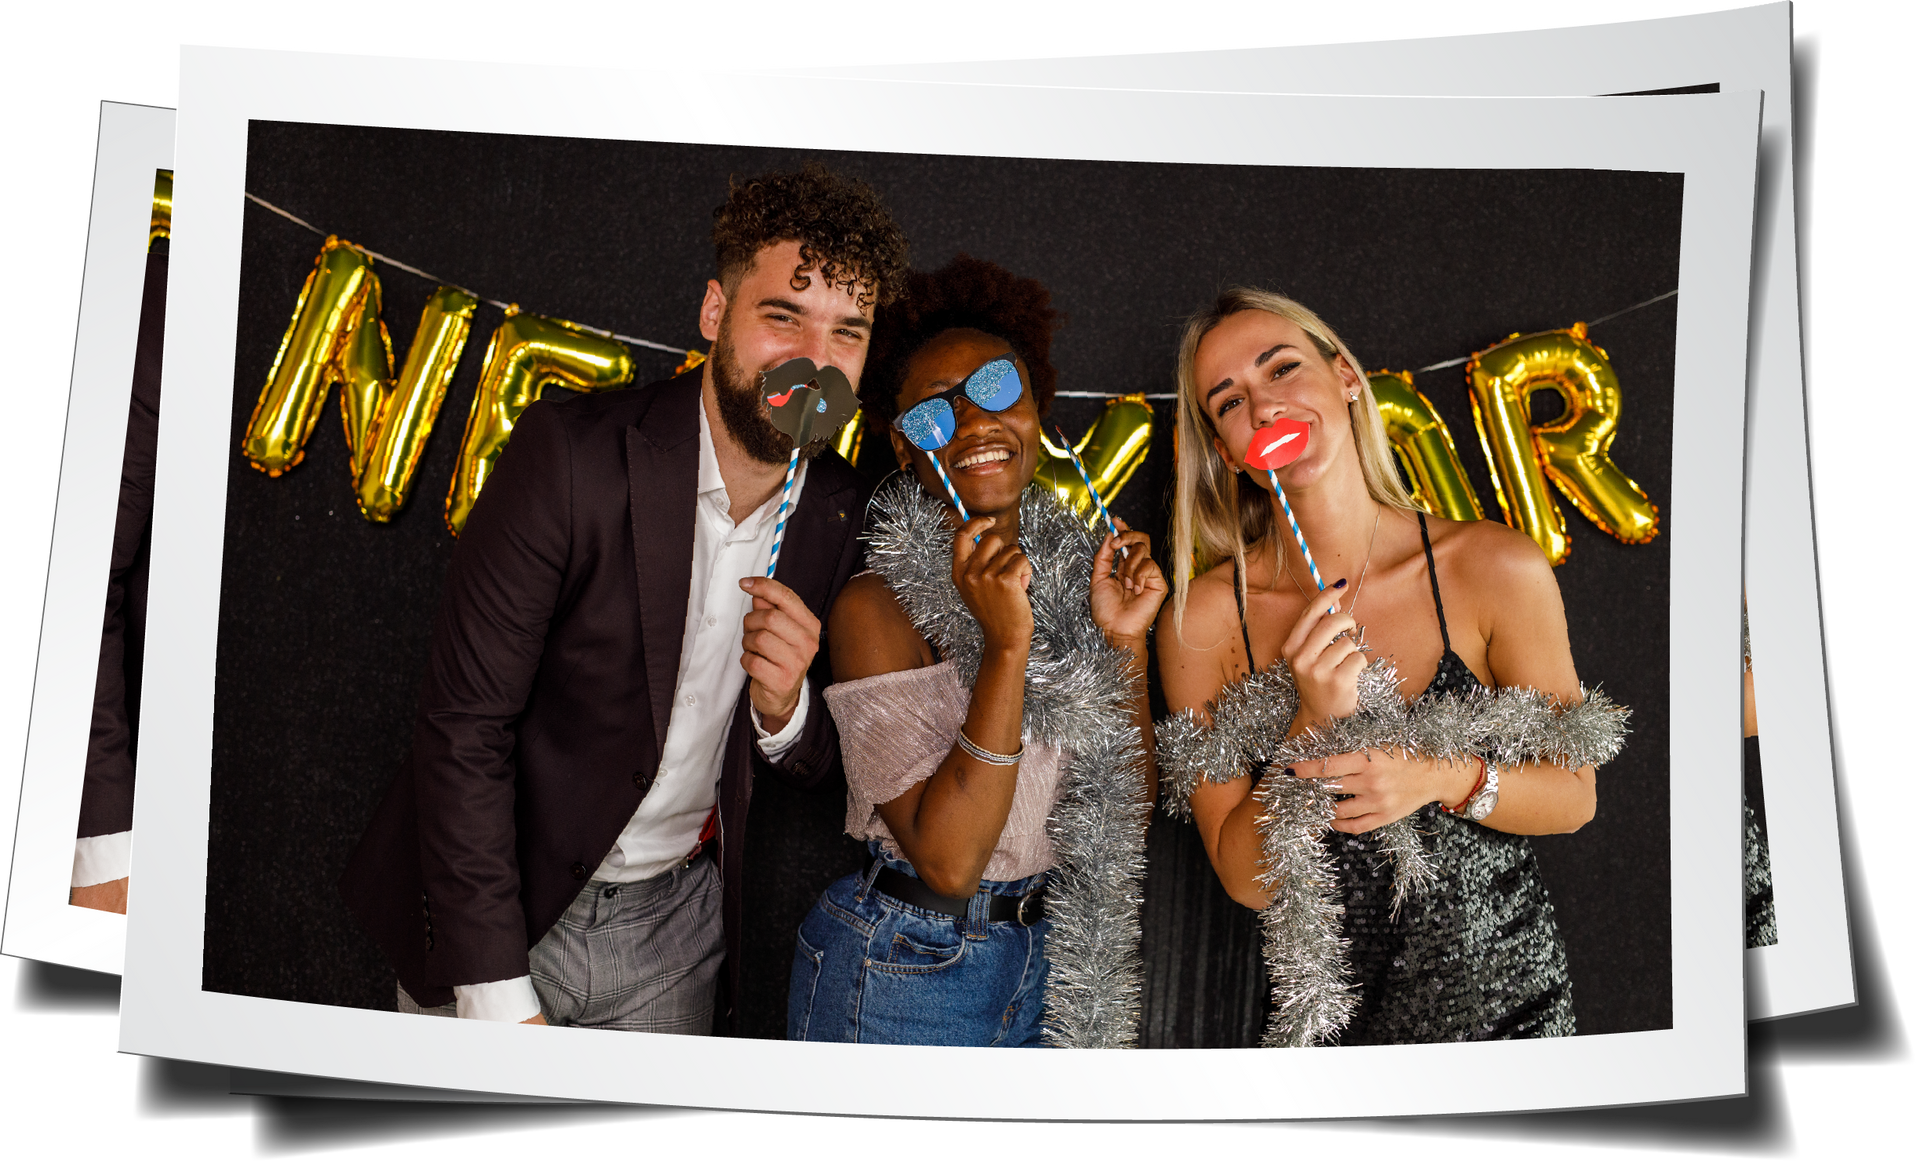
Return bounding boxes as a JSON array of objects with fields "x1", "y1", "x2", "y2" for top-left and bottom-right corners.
[{"x1": 859, "y1": 253, "x2": 1061, "y2": 425}]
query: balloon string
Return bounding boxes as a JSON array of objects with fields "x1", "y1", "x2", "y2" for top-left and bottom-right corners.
[
  {"x1": 242, "y1": 192, "x2": 687, "y2": 356},
  {"x1": 1269, "y1": 468, "x2": 1324, "y2": 591},
  {"x1": 765, "y1": 448, "x2": 800, "y2": 579},
  {"x1": 243, "y1": 191, "x2": 1674, "y2": 388}
]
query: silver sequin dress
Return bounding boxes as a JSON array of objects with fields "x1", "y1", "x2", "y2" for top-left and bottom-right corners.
[{"x1": 1245, "y1": 514, "x2": 1577, "y2": 1043}]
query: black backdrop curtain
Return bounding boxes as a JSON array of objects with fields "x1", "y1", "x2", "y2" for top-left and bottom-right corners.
[{"x1": 203, "y1": 121, "x2": 1679, "y2": 1042}]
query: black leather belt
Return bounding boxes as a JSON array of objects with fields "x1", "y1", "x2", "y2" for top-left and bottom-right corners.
[{"x1": 872, "y1": 866, "x2": 1046, "y2": 926}]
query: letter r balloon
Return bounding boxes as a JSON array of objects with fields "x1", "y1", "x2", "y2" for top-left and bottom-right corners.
[{"x1": 1465, "y1": 325, "x2": 1658, "y2": 565}]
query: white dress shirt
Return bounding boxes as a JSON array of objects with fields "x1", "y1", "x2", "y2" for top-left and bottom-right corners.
[
  {"x1": 456, "y1": 401, "x2": 810, "y2": 1022},
  {"x1": 72, "y1": 831, "x2": 132, "y2": 888}
]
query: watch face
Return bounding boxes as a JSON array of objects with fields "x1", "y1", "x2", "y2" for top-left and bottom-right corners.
[{"x1": 1466, "y1": 767, "x2": 1499, "y2": 821}]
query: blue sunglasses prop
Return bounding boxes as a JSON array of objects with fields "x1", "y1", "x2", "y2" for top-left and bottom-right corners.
[{"x1": 892, "y1": 356, "x2": 1024, "y2": 451}]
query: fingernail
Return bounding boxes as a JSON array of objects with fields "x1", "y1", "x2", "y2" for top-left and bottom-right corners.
[
  {"x1": 1283, "y1": 767, "x2": 1296, "y2": 776},
  {"x1": 1332, "y1": 578, "x2": 1348, "y2": 589}
]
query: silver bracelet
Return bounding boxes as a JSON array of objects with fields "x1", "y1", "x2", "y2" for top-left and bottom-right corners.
[{"x1": 955, "y1": 727, "x2": 1024, "y2": 766}]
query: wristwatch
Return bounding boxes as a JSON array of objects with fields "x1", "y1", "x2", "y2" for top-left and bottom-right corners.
[{"x1": 1461, "y1": 759, "x2": 1500, "y2": 821}]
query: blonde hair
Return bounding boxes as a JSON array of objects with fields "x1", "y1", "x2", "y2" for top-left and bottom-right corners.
[{"x1": 1169, "y1": 288, "x2": 1419, "y2": 640}]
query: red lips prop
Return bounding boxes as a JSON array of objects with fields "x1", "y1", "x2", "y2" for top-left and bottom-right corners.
[{"x1": 1245, "y1": 419, "x2": 1310, "y2": 471}]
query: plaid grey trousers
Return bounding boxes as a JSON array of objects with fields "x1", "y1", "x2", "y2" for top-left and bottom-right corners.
[{"x1": 397, "y1": 852, "x2": 724, "y2": 1033}]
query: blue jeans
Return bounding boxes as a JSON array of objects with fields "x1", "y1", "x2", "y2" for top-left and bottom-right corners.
[{"x1": 786, "y1": 844, "x2": 1051, "y2": 1046}]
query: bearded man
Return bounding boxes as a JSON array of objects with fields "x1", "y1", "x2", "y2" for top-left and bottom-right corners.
[{"x1": 341, "y1": 163, "x2": 908, "y2": 1034}]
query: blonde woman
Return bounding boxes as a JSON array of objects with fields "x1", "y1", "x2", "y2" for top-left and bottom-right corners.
[{"x1": 1155, "y1": 288, "x2": 1624, "y2": 1045}]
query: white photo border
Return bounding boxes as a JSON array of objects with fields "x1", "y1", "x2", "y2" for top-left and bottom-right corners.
[
  {"x1": 122, "y1": 46, "x2": 1756, "y2": 1119},
  {"x1": 2, "y1": 101, "x2": 173, "y2": 975}
]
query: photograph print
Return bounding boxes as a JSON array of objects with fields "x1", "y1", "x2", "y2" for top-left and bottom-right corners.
[{"x1": 200, "y1": 119, "x2": 1686, "y2": 1051}]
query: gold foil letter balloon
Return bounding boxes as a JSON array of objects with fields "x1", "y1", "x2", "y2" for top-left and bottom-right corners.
[
  {"x1": 1035, "y1": 393, "x2": 1155, "y2": 523},
  {"x1": 333, "y1": 274, "x2": 394, "y2": 481},
  {"x1": 1466, "y1": 331, "x2": 1572, "y2": 565},
  {"x1": 1524, "y1": 323, "x2": 1659, "y2": 546},
  {"x1": 354, "y1": 286, "x2": 478, "y2": 522},
  {"x1": 1465, "y1": 326, "x2": 1657, "y2": 564},
  {"x1": 445, "y1": 309, "x2": 635, "y2": 534},
  {"x1": 1367, "y1": 371, "x2": 1484, "y2": 522},
  {"x1": 150, "y1": 169, "x2": 172, "y2": 249},
  {"x1": 243, "y1": 235, "x2": 478, "y2": 520},
  {"x1": 243, "y1": 237, "x2": 377, "y2": 476},
  {"x1": 832, "y1": 409, "x2": 866, "y2": 465}
]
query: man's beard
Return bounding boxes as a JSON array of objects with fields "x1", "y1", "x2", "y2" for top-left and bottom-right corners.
[{"x1": 710, "y1": 326, "x2": 837, "y2": 466}]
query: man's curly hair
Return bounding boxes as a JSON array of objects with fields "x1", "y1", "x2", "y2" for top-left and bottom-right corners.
[
  {"x1": 859, "y1": 253, "x2": 1061, "y2": 426},
  {"x1": 712, "y1": 161, "x2": 909, "y2": 313}
]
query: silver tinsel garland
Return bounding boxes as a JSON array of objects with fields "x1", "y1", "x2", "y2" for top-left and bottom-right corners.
[
  {"x1": 863, "y1": 477, "x2": 1150, "y2": 1049},
  {"x1": 1158, "y1": 653, "x2": 1629, "y2": 1046}
]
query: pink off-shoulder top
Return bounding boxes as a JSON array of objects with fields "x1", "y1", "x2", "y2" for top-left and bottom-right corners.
[{"x1": 822, "y1": 659, "x2": 1066, "y2": 883}]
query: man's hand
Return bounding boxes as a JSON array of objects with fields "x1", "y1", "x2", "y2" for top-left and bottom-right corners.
[
  {"x1": 738, "y1": 576, "x2": 821, "y2": 734},
  {"x1": 522, "y1": 1013, "x2": 548, "y2": 1025},
  {"x1": 70, "y1": 877, "x2": 128, "y2": 915}
]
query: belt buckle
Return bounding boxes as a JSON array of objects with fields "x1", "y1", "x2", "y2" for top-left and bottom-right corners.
[{"x1": 1015, "y1": 890, "x2": 1042, "y2": 927}]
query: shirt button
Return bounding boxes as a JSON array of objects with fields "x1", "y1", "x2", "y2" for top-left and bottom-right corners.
[
  {"x1": 706, "y1": 615, "x2": 717, "y2": 628},
  {"x1": 569, "y1": 863, "x2": 589, "y2": 881},
  {"x1": 684, "y1": 693, "x2": 697, "y2": 706}
]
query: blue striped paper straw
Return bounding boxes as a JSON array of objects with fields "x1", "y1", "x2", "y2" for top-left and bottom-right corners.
[
  {"x1": 1268, "y1": 468, "x2": 1324, "y2": 590},
  {"x1": 765, "y1": 447, "x2": 800, "y2": 578},
  {"x1": 1055, "y1": 425, "x2": 1127, "y2": 558},
  {"x1": 927, "y1": 452, "x2": 972, "y2": 523}
]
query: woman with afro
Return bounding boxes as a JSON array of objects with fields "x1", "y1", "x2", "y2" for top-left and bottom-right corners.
[{"x1": 786, "y1": 255, "x2": 1166, "y2": 1046}]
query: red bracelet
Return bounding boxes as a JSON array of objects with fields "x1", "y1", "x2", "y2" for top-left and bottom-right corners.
[{"x1": 1444, "y1": 755, "x2": 1488, "y2": 815}]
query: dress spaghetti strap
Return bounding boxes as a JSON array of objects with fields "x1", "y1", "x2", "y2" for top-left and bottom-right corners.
[
  {"x1": 1232, "y1": 555, "x2": 1257, "y2": 675},
  {"x1": 1417, "y1": 511, "x2": 1451, "y2": 653},
  {"x1": 1416, "y1": 512, "x2": 1481, "y2": 700}
]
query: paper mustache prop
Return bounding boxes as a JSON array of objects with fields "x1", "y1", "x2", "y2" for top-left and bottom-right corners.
[
  {"x1": 760, "y1": 357, "x2": 858, "y2": 577},
  {"x1": 763, "y1": 357, "x2": 859, "y2": 448},
  {"x1": 1246, "y1": 419, "x2": 1325, "y2": 591}
]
